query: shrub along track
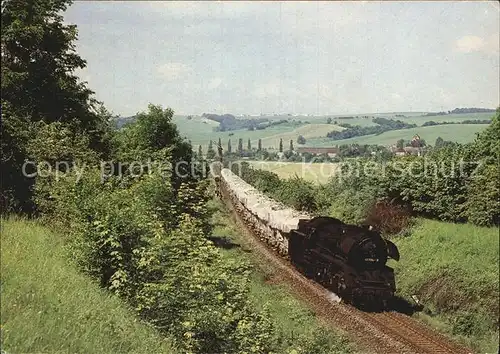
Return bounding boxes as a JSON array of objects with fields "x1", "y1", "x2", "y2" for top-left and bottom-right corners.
[{"x1": 219, "y1": 191, "x2": 474, "y2": 354}]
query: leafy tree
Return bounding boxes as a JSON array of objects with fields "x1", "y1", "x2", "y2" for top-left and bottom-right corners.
[
  {"x1": 238, "y1": 138, "x2": 243, "y2": 153},
  {"x1": 435, "y1": 136, "x2": 444, "y2": 148},
  {"x1": 297, "y1": 135, "x2": 306, "y2": 145},
  {"x1": 326, "y1": 117, "x2": 332, "y2": 124},
  {"x1": 279, "y1": 138, "x2": 283, "y2": 152},
  {"x1": 470, "y1": 110, "x2": 500, "y2": 164},
  {"x1": 396, "y1": 139, "x2": 405, "y2": 150},
  {"x1": 327, "y1": 118, "x2": 416, "y2": 141},
  {"x1": 257, "y1": 139, "x2": 262, "y2": 151},
  {"x1": 463, "y1": 164, "x2": 500, "y2": 226},
  {"x1": 1, "y1": 0, "x2": 113, "y2": 213},
  {"x1": 206, "y1": 139, "x2": 216, "y2": 160}
]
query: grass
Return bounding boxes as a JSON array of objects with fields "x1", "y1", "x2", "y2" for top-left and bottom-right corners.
[
  {"x1": 209, "y1": 198, "x2": 355, "y2": 353},
  {"x1": 256, "y1": 124, "x2": 343, "y2": 150},
  {"x1": 306, "y1": 124, "x2": 490, "y2": 147},
  {"x1": 173, "y1": 115, "x2": 301, "y2": 150},
  {"x1": 389, "y1": 218, "x2": 499, "y2": 353},
  {"x1": 172, "y1": 113, "x2": 494, "y2": 151},
  {"x1": 0, "y1": 217, "x2": 177, "y2": 354},
  {"x1": 247, "y1": 161, "x2": 339, "y2": 184}
]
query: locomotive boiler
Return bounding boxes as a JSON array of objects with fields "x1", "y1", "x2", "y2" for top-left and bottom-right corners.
[
  {"x1": 217, "y1": 167, "x2": 400, "y2": 309},
  {"x1": 288, "y1": 216, "x2": 400, "y2": 308}
]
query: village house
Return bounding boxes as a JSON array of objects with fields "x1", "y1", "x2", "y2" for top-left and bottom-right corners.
[
  {"x1": 295, "y1": 147, "x2": 339, "y2": 158},
  {"x1": 390, "y1": 135, "x2": 425, "y2": 156}
]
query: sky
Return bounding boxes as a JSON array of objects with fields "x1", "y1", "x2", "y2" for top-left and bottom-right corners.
[{"x1": 64, "y1": 1, "x2": 500, "y2": 116}]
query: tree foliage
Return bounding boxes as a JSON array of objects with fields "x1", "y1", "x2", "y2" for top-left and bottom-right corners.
[
  {"x1": 1, "y1": 0, "x2": 113, "y2": 213},
  {"x1": 297, "y1": 135, "x2": 306, "y2": 145}
]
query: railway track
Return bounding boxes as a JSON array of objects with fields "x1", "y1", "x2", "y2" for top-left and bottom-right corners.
[
  {"x1": 360, "y1": 311, "x2": 472, "y2": 354},
  {"x1": 219, "y1": 187, "x2": 474, "y2": 354}
]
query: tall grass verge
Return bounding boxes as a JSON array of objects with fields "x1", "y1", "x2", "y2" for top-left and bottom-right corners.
[
  {"x1": 0, "y1": 217, "x2": 176, "y2": 353},
  {"x1": 390, "y1": 219, "x2": 499, "y2": 353}
]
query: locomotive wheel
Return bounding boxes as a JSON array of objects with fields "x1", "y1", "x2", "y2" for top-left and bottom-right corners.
[{"x1": 333, "y1": 273, "x2": 347, "y2": 300}]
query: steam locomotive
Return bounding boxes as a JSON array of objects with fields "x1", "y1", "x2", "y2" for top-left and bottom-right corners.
[
  {"x1": 216, "y1": 167, "x2": 400, "y2": 309},
  {"x1": 288, "y1": 216, "x2": 400, "y2": 308}
]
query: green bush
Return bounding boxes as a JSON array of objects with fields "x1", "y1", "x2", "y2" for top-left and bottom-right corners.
[
  {"x1": 36, "y1": 164, "x2": 283, "y2": 353},
  {"x1": 140, "y1": 216, "x2": 280, "y2": 353},
  {"x1": 274, "y1": 176, "x2": 318, "y2": 213},
  {"x1": 463, "y1": 163, "x2": 500, "y2": 226}
]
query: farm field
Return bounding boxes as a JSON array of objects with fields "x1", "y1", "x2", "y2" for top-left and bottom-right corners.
[
  {"x1": 256, "y1": 123, "x2": 343, "y2": 150},
  {"x1": 173, "y1": 115, "x2": 297, "y2": 149},
  {"x1": 246, "y1": 161, "x2": 340, "y2": 184},
  {"x1": 173, "y1": 115, "x2": 344, "y2": 150},
  {"x1": 305, "y1": 124, "x2": 490, "y2": 147},
  {"x1": 173, "y1": 113, "x2": 494, "y2": 151},
  {"x1": 402, "y1": 112, "x2": 494, "y2": 125}
]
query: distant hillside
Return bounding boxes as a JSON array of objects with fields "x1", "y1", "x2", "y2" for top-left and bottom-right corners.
[
  {"x1": 202, "y1": 113, "x2": 297, "y2": 132},
  {"x1": 114, "y1": 115, "x2": 136, "y2": 129},
  {"x1": 424, "y1": 107, "x2": 496, "y2": 117}
]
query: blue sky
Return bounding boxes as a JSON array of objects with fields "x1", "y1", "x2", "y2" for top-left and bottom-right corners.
[{"x1": 65, "y1": 1, "x2": 499, "y2": 116}]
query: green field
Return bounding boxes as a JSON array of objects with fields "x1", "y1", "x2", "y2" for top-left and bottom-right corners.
[
  {"x1": 402, "y1": 112, "x2": 493, "y2": 125},
  {"x1": 1, "y1": 217, "x2": 177, "y2": 353},
  {"x1": 246, "y1": 161, "x2": 339, "y2": 184},
  {"x1": 305, "y1": 124, "x2": 490, "y2": 147},
  {"x1": 173, "y1": 115, "x2": 299, "y2": 150},
  {"x1": 173, "y1": 113, "x2": 494, "y2": 151},
  {"x1": 390, "y1": 219, "x2": 499, "y2": 353},
  {"x1": 173, "y1": 115, "x2": 343, "y2": 150}
]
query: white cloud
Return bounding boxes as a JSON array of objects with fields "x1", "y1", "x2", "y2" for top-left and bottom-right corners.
[
  {"x1": 455, "y1": 35, "x2": 486, "y2": 52},
  {"x1": 157, "y1": 62, "x2": 192, "y2": 80},
  {"x1": 455, "y1": 34, "x2": 499, "y2": 54}
]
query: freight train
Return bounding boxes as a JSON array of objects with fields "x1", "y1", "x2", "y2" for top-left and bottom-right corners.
[{"x1": 216, "y1": 166, "x2": 400, "y2": 309}]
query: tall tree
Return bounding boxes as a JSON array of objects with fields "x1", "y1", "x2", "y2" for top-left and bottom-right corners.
[
  {"x1": 238, "y1": 138, "x2": 243, "y2": 153},
  {"x1": 279, "y1": 138, "x2": 283, "y2": 152},
  {"x1": 1, "y1": 0, "x2": 113, "y2": 212},
  {"x1": 227, "y1": 139, "x2": 232, "y2": 153},
  {"x1": 289, "y1": 139, "x2": 294, "y2": 151},
  {"x1": 247, "y1": 139, "x2": 251, "y2": 151},
  {"x1": 258, "y1": 139, "x2": 262, "y2": 152},
  {"x1": 1, "y1": 0, "x2": 110, "y2": 149},
  {"x1": 206, "y1": 140, "x2": 215, "y2": 159},
  {"x1": 198, "y1": 144, "x2": 203, "y2": 156}
]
